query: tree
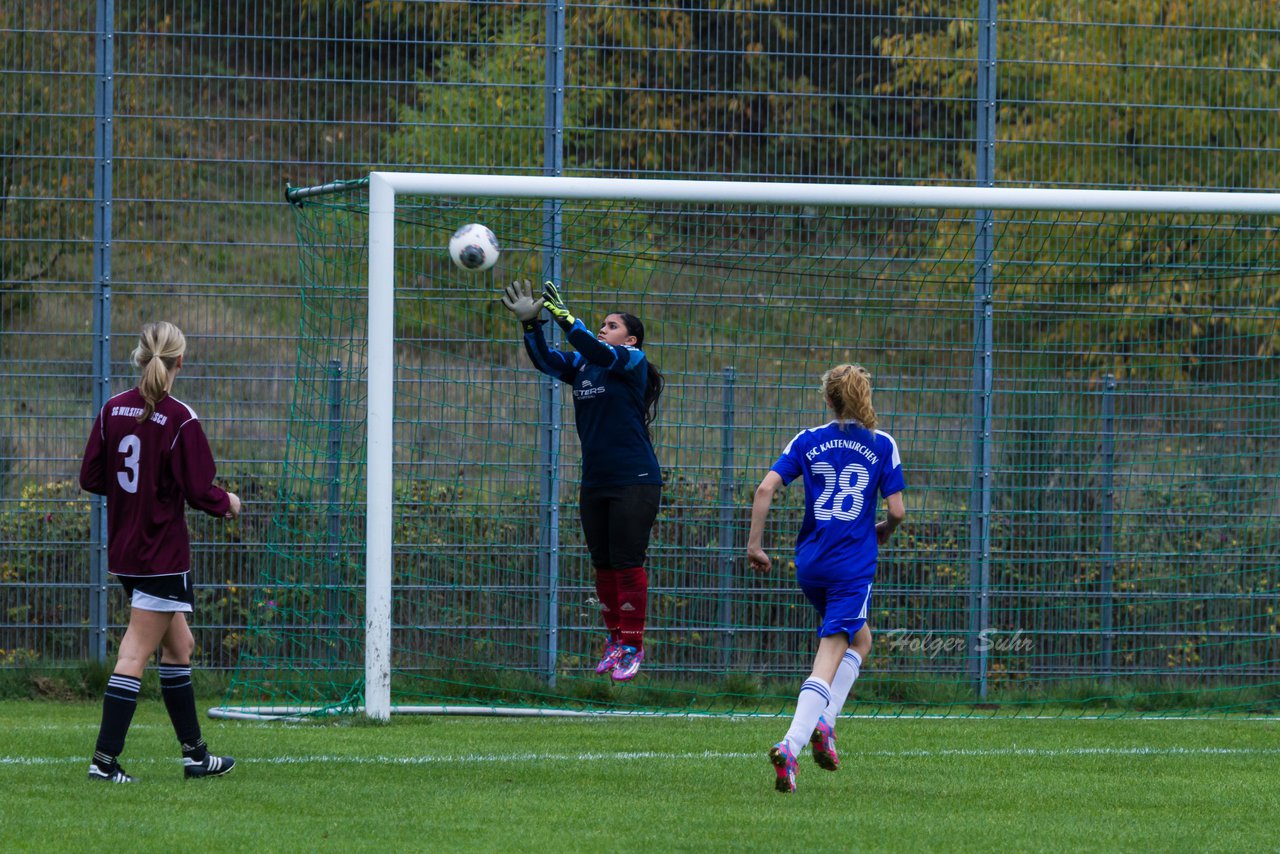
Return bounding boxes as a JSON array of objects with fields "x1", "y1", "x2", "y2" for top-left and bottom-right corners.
[
  {"x1": 383, "y1": 0, "x2": 900, "y2": 180},
  {"x1": 874, "y1": 0, "x2": 1280, "y2": 190},
  {"x1": 873, "y1": 0, "x2": 1280, "y2": 380}
]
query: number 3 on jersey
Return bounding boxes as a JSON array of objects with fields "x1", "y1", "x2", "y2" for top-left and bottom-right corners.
[
  {"x1": 117, "y1": 435, "x2": 141, "y2": 493},
  {"x1": 812, "y1": 461, "x2": 870, "y2": 521}
]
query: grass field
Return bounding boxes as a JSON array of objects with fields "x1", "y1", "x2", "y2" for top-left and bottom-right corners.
[{"x1": 0, "y1": 701, "x2": 1276, "y2": 852}]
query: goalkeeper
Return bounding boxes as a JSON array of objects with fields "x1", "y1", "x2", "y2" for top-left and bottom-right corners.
[{"x1": 501, "y1": 279, "x2": 665, "y2": 682}]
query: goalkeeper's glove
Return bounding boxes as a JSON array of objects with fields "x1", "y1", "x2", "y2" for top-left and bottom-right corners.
[
  {"x1": 500, "y1": 279, "x2": 545, "y2": 332},
  {"x1": 541, "y1": 280, "x2": 577, "y2": 330}
]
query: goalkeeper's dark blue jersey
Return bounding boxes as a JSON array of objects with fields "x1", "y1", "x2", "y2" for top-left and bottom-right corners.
[
  {"x1": 770, "y1": 420, "x2": 905, "y2": 585},
  {"x1": 523, "y1": 319, "x2": 662, "y2": 489}
]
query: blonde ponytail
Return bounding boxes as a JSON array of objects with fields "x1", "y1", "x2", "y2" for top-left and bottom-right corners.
[
  {"x1": 821, "y1": 363, "x2": 876, "y2": 431},
  {"x1": 132, "y1": 321, "x2": 186, "y2": 422}
]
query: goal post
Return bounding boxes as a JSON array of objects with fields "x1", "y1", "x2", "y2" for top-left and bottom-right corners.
[
  {"x1": 366, "y1": 174, "x2": 395, "y2": 720},
  {"x1": 223, "y1": 173, "x2": 1280, "y2": 721}
]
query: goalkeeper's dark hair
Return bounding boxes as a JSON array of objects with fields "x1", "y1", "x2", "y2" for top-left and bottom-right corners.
[{"x1": 618, "y1": 312, "x2": 664, "y2": 438}]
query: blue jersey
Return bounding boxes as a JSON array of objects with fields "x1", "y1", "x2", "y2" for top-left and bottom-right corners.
[
  {"x1": 770, "y1": 420, "x2": 905, "y2": 585},
  {"x1": 523, "y1": 319, "x2": 662, "y2": 489}
]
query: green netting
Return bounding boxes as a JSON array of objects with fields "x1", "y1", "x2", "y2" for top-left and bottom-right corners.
[{"x1": 221, "y1": 180, "x2": 1280, "y2": 718}]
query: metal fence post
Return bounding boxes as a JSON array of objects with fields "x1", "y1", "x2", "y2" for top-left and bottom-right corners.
[
  {"x1": 537, "y1": 0, "x2": 567, "y2": 686},
  {"x1": 88, "y1": 0, "x2": 115, "y2": 664},
  {"x1": 718, "y1": 367, "x2": 736, "y2": 670},
  {"x1": 967, "y1": 0, "x2": 998, "y2": 699},
  {"x1": 1100, "y1": 373, "x2": 1116, "y2": 680}
]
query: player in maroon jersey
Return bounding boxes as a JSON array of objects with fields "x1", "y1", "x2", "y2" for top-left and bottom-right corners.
[{"x1": 79, "y1": 321, "x2": 242, "y2": 783}]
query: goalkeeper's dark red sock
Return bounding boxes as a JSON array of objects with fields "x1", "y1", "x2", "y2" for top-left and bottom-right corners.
[
  {"x1": 616, "y1": 566, "x2": 649, "y2": 649},
  {"x1": 594, "y1": 569, "x2": 622, "y2": 643}
]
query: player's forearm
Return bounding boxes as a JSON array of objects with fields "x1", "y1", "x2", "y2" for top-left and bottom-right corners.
[
  {"x1": 746, "y1": 484, "x2": 775, "y2": 550},
  {"x1": 565, "y1": 321, "x2": 622, "y2": 368},
  {"x1": 173, "y1": 428, "x2": 232, "y2": 517},
  {"x1": 523, "y1": 326, "x2": 572, "y2": 378},
  {"x1": 190, "y1": 485, "x2": 232, "y2": 517},
  {"x1": 880, "y1": 493, "x2": 906, "y2": 534},
  {"x1": 178, "y1": 463, "x2": 231, "y2": 517}
]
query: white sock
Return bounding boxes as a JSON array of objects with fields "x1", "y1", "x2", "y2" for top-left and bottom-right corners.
[
  {"x1": 781, "y1": 677, "x2": 831, "y2": 756},
  {"x1": 822, "y1": 649, "x2": 863, "y2": 732}
]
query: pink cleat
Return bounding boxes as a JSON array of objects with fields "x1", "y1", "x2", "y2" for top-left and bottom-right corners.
[
  {"x1": 769, "y1": 742, "x2": 798, "y2": 793},
  {"x1": 610, "y1": 646, "x2": 644, "y2": 682},
  {"x1": 809, "y1": 717, "x2": 839, "y2": 771},
  {"x1": 594, "y1": 641, "x2": 624, "y2": 675}
]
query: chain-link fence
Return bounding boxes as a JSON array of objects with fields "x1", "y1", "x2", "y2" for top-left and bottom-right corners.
[{"x1": 3, "y1": 1, "x2": 1278, "y2": 674}]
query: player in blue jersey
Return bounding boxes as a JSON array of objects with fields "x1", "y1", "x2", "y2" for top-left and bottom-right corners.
[
  {"x1": 747, "y1": 364, "x2": 905, "y2": 793},
  {"x1": 501, "y1": 279, "x2": 664, "y2": 681}
]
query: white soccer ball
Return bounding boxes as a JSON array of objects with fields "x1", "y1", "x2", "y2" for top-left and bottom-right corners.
[{"x1": 448, "y1": 223, "x2": 499, "y2": 272}]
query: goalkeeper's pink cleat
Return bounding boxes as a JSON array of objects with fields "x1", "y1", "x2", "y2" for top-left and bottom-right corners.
[
  {"x1": 809, "y1": 717, "x2": 839, "y2": 771},
  {"x1": 610, "y1": 646, "x2": 644, "y2": 682},
  {"x1": 594, "y1": 641, "x2": 624, "y2": 675},
  {"x1": 769, "y1": 742, "x2": 798, "y2": 793}
]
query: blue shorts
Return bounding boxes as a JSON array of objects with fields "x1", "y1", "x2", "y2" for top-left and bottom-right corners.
[{"x1": 798, "y1": 578, "x2": 872, "y2": 640}]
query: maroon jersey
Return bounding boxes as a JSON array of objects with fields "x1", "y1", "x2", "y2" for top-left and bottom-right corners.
[{"x1": 80, "y1": 387, "x2": 231, "y2": 576}]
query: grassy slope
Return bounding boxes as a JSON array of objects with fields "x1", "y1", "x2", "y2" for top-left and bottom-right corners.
[{"x1": 1, "y1": 700, "x2": 1276, "y2": 853}]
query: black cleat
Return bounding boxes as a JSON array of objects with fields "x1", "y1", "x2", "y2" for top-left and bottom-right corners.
[
  {"x1": 88, "y1": 762, "x2": 137, "y2": 783},
  {"x1": 184, "y1": 754, "x2": 236, "y2": 779}
]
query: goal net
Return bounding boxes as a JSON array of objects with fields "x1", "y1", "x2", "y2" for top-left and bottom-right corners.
[{"x1": 219, "y1": 175, "x2": 1280, "y2": 720}]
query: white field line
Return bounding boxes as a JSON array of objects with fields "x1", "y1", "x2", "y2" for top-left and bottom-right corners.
[
  {"x1": 6, "y1": 713, "x2": 1276, "y2": 734},
  {"x1": 209, "y1": 705, "x2": 1280, "y2": 723},
  {"x1": 5, "y1": 745, "x2": 1280, "y2": 767}
]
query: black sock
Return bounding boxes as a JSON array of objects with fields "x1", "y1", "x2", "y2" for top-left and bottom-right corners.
[
  {"x1": 94, "y1": 673, "x2": 142, "y2": 764},
  {"x1": 158, "y1": 663, "x2": 207, "y2": 761}
]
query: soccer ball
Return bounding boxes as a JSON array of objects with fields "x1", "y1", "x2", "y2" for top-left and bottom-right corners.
[{"x1": 448, "y1": 223, "x2": 499, "y2": 271}]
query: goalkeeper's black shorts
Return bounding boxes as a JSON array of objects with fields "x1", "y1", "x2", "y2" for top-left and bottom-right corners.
[{"x1": 578, "y1": 483, "x2": 662, "y2": 569}]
